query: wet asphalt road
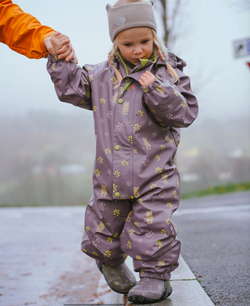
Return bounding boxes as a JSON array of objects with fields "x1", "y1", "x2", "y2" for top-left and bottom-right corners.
[
  {"x1": 0, "y1": 191, "x2": 249, "y2": 306},
  {"x1": 172, "y1": 191, "x2": 250, "y2": 306}
]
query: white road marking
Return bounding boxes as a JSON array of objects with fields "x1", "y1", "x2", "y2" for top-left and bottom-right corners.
[{"x1": 175, "y1": 204, "x2": 249, "y2": 216}]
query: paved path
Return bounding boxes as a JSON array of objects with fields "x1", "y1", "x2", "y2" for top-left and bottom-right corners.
[{"x1": 1, "y1": 192, "x2": 248, "y2": 305}]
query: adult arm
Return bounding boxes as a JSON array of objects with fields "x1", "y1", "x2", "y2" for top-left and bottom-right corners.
[{"x1": 0, "y1": 0, "x2": 55, "y2": 59}]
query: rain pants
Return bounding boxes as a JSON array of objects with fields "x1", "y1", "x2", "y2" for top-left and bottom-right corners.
[{"x1": 47, "y1": 51, "x2": 198, "y2": 280}]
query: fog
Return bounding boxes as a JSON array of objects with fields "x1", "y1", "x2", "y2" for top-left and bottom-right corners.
[{"x1": 0, "y1": 0, "x2": 249, "y2": 205}]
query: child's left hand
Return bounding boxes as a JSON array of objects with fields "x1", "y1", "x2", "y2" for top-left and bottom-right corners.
[{"x1": 139, "y1": 71, "x2": 155, "y2": 87}]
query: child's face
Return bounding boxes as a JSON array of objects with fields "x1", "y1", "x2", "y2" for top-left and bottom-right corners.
[{"x1": 117, "y1": 27, "x2": 154, "y2": 66}]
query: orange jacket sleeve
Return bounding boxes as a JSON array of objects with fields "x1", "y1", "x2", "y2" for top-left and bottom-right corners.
[{"x1": 0, "y1": 0, "x2": 55, "y2": 59}]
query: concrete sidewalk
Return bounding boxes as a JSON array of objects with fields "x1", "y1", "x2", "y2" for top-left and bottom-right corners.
[{"x1": 113, "y1": 255, "x2": 215, "y2": 305}]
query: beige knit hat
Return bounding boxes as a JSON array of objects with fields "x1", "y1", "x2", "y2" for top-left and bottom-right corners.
[{"x1": 106, "y1": 1, "x2": 157, "y2": 42}]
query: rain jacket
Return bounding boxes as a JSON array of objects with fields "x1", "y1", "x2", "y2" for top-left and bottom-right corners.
[
  {"x1": 0, "y1": 0, "x2": 55, "y2": 58},
  {"x1": 47, "y1": 52, "x2": 198, "y2": 201}
]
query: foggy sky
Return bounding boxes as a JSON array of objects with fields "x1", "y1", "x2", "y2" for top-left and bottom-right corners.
[{"x1": 0, "y1": 0, "x2": 250, "y2": 120}]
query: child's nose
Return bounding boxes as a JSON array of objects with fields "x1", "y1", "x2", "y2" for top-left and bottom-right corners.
[{"x1": 134, "y1": 47, "x2": 142, "y2": 54}]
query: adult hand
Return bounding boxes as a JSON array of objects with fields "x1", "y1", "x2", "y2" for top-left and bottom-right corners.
[
  {"x1": 139, "y1": 71, "x2": 155, "y2": 87},
  {"x1": 44, "y1": 32, "x2": 78, "y2": 63}
]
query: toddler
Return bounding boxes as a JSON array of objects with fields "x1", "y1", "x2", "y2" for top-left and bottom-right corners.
[{"x1": 47, "y1": 0, "x2": 198, "y2": 303}]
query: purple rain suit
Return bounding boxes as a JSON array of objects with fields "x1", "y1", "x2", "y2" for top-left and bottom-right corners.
[{"x1": 47, "y1": 52, "x2": 198, "y2": 280}]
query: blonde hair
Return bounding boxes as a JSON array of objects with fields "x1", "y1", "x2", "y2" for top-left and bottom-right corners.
[{"x1": 108, "y1": 0, "x2": 179, "y2": 82}]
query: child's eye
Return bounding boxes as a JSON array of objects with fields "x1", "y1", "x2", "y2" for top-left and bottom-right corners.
[
  {"x1": 124, "y1": 43, "x2": 132, "y2": 47},
  {"x1": 142, "y1": 40, "x2": 149, "y2": 44}
]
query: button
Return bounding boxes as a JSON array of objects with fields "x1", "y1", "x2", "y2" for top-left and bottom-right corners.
[
  {"x1": 115, "y1": 192, "x2": 120, "y2": 198},
  {"x1": 118, "y1": 98, "x2": 124, "y2": 104},
  {"x1": 130, "y1": 196, "x2": 134, "y2": 200},
  {"x1": 115, "y1": 145, "x2": 120, "y2": 151}
]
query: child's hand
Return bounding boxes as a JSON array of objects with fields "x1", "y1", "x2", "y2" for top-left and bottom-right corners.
[
  {"x1": 45, "y1": 31, "x2": 78, "y2": 63},
  {"x1": 139, "y1": 71, "x2": 155, "y2": 87}
]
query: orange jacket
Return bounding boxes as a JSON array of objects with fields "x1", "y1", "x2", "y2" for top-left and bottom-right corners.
[{"x1": 0, "y1": 0, "x2": 55, "y2": 59}]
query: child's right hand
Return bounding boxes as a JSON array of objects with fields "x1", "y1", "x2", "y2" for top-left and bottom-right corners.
[{"x1": 48, "y1": 31, "x2": 78, "y2": 63}]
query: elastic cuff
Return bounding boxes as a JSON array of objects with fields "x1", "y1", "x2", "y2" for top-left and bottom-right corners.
[{"x1": 139, "y1": 272, "x2": 171, "y2": 281}]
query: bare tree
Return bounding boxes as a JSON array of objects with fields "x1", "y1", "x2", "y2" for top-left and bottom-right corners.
[{"x1": 154, "y1": 0, "x2": 182, "y2": 48}]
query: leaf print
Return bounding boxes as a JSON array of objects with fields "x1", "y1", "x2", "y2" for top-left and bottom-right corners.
[
  {"x1": 121, "y1": 160, "x2": 128, "y2": 167},
  {"x1": 94, "y1": 169, "x2": 101, "y2": 177},
  {"x1": 98, "y1": 157, "x2": 104, "y2": 164},
  {"x1": 114, "y1": 171, "x2": 121, "y2": 178},
  {"x1": 107, "y1": 237, "x2": 113, "y2": 243},
  {"x1": 113, "y1": 209, "x2": 120, "y2": 217},
  {"x1": 104, "y1": 250, "x2": 111, "y2": 257},
  {"x1": 137, "y1": 110, "x2": 144, "y2": 117},
  {"x1": 156, "y1": 167, "x2": 163, "y2": 174},
  {"x1": 111, "y1": 77, "x2": 118, "y2": 85}
]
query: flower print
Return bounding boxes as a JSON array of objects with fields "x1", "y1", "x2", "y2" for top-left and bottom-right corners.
[
  {"x1": 143, "y1": 158, "x2": 150, "y2": 167},
  {"x1": 173, "y1": 190, "x2": 177, "y2": 198},
  {"x1": 104, "y1": 132, "x2": 109, "y2": 137},
  {"x1": 133, "y1": 148, "x2": 138, "y2": 154},
  {"x1": 113, "y1": 184, "x2": 117, "y2": 192},
  {"x1": 145, "y1": 231, "x2": 154, "y2": 238},
  {"x1": 159, "y1": 191, "x2": 167, "y2": 198},
  {"x1": 137, "y1": 168, "x2": 142, "y2": 175},
  {"x1": 105, "y1": 149, "x2": 111, "y2": 154},
  {"x1": 126, "y1": 181, "x2": 132, "y2": 187},
  {"x1": 108, "y1": 169, "x2": 112, "y2": 175},
  {"x1": 100, "y1": 118, "x2": 104, "y2": 124},
  {"x1": 166, "y1": 202, "x2": 173, "y2": 208},
  {"x1": 107, "y1": 111, "x2": 113, "y2": 119},
  {"x1": 166, "y1": 114, "x2": 173, "y2": 120},
  {"x1": 86, "y1": 226, "x2": 90, "y2": 232},
  {"x1": 150, "y1": 184, "x2": 157, "y2": 189},
  {"x1": 116, "y1": 122, "x2": 125, "y2": 131},
  {"x1": 168, "y1": 104, "x2": 173, "y2": 110},
  {"x1": 92, "y1": 239, "x2": 100, "y2": 247},
  {"x1": 153, "y1": 132, "x2": 157, "y2": 138},
  {"x1": 93, "y1": 106, "x2": 97, "y2": 113},
  {"x1": 138, "y1": 238, "x2": 143, "y2": 243},
  {"x1": 98, "y1": 202, "x2": 106, "y2": 211},
  {"x1": 148, "y1": 120, "x2": 153, "y2": 126}
]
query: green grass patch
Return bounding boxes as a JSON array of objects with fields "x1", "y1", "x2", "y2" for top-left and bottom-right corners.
[{"x1": 181, "y1": 182, "x2": 250, "y2": 199}]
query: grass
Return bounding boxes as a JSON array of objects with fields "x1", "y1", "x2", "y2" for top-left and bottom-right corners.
[
  {"x1": 181, "y1": 181, "x2": 250, "y2": 199},
  {"x1": 1, "y1": 182, "x2": 250, "y2": 207}
]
